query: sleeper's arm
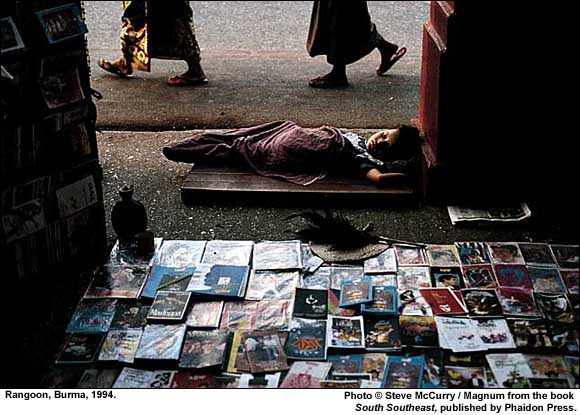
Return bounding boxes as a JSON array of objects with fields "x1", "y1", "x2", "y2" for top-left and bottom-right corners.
[{"x1": 365, "y1": 168, "x2": 405, "y2": 185}]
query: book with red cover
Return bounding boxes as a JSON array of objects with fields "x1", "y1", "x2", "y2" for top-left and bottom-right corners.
[{"x1": 419, "y1": 287, "x2": 467, "y2": 315}]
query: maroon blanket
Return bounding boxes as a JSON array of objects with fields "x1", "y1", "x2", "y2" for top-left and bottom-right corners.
[{"x1": 163, "y1": 120, "x2": 348, "y2": 185}]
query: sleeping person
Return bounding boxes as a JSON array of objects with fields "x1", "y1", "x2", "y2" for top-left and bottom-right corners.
[{"x1": 162, "y1": 120, "x2": 422, "y2": 186}]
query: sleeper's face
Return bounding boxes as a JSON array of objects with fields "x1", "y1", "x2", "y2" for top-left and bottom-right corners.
[{"x1": 367, "y1": 128, "x2": 401, "y2": 161}]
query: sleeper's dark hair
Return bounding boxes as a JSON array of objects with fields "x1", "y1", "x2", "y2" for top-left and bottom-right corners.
[{"x1": 394, "y1": 125, "x2": 422, "y2": 158}]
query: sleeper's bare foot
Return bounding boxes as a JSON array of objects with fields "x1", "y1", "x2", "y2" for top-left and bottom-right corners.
[{"x1": 309, "y1": 72, "x2": 349, "y2": 89}]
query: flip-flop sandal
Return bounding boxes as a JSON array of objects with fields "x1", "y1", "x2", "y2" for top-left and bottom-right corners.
[
  {"x1": 376, "y1": 47, "x2": 407, "y2": 76},
  {"x1": 167, "y1": 75, "x2": 208, "y2": 86},
  {"x1": 98, "y1": 58, "x2": 133, "y2": 78},
  {"x1": 308, "y1": 76, "x2": 349, "y2": 89}
]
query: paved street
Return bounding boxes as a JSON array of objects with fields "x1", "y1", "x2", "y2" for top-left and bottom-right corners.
[{"x1": 85, "y1": 1, "x2": 430, "y2": 129}]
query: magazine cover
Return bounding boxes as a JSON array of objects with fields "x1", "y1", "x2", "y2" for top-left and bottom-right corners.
[
  {"x1": 84, "y1": 264, "x2": 149, "y2": 299},
  {"x1": 462, "y1": 289, "x2": 503, "y2": 317},
  {"x1": 252, "y1": 240, "x2": 302, "y2": 270},
  {"x1": 201, "y1": 240, "x2": 253, "y2": 266},
  {"x1": 445, "y1": 366, "x2": 487, "y2": 388},
  {"x1": 395, "y1": 245, "x2": 429, "y2": 266},
  {"x1": 549, "y1": 324, "x2": 580, "y2": 354},
  {"x1": 238, "y1": 373, "x2": 282, "y2": 388},
  {"x1": 35, "y1": 3, "x2": 87, "y2": 44},
  {"x1": 301, "y1": 244, "x2": 324, "y2": 271},
  {"x1": 147, "y1": 291, "x2": 191, "y2": 321},
  {"x1": 279, "y1": 361, "x2": 332, "y2": 388},
  {"x1": 473, "y1": 318, "x2": 516, "y2": 350},
  {"x1": 361, "y1": 285, "x2": 398, "y2": 314},
  {"x1": 156, "y1": 240, "x2": 206, "y2": 267},
  {"x1": 496, "y1": 287, "x2": 541, "y2": 317},
  {"x1": 245, "y1": 270, "x2": 299, "y2": 300},
  {"x1": 363, "y1": 248, "x2": 397, "y2": 274},
  {"x1": 254, "y1": 299, "x2": 293, "y2": 331},
  {"x1": 487, "y1": 242, "x2": 526, "y2": 265},
  {"x1": 561, "y1": 270, "x2": 579, "y2": 294},
  {"x1": 330, "y1": 265, "x2": 364, "y2": 290},
  {"x1": 435, "y1": 317, "x2": 487, "y2": 353},
  {"x1": 431, "y1": 267, "x2": 463, "y2": 290},
  {"x1": 328, "y1": 354, "x2": 364, "y2": 374},
  {"x1": 179, "y1": 329, "x2": 231, "y2": 369},
  {"x1": 140, "y1": 265, "x2": 195, "y2": 299},
  {"x1": 185, "y1": 301, "x2": 224, "y2": 328},
  {"x1": 422, "y1": 350, "x2": 444, "y2": 388},
  {"x1": 398, "y1": 289, "x2": 433, "y2": 316},
  {"x1": 98, "y1": 328, "x2": 142, "y2": 364},
  {"x1": 226, "y1": 331, "x2": 251, "y2": 373},
  {"x1": 528, "y1": 266, "x2": 567, "y2": 293},
  {"x1": 455, "y1": 242, "x2": 491, "y2": 265},
  {"x1": 362, "y1": 353, "x2": 388, "y2": 381},
  {"x1": 55, "y1": 333, "x2": 104, "y2": 364},
  {"x1": 327, "y1": 289, "x2": 357, "y2": 317},
  {"x1": 397, "y1": 266, "x2": 431, "y2": 291},
  {"x1": 485, "y1": 353, "x2": 534, "y2": 388},
  {"x1": 293, "y1": 288, "x2": 328, "y2": 319},
  {"x1": 244, "y1": 331, "x2": 289, "y2": 373},
  {"x1": 157, "y1": 270, "x2": 192, "y2": 292},
  {"x1": 285, "y1": 318, "x2": 327, "y2": 360},
  {"x1": 339, "y1": 277, "x2": 373, "y2": 307},
  {"x1": 327, "y1": 316, "x2": 365, "y2": 348},
  {"x1": 549, "y1": 244, "x2": 579, "y2": 269},
  {"x1": 370, "y1": 273, "x2": 398, "y2": 287},
  {"x1": 135, "y1": 324, "x2": 187, "y2": 361},
  {"x1": 76, "y1": 369, "x2": 119, "y2": 389},
  {"x1": 462, "y1": 265, "x2": 497, "y2": 289},
  {"x1": 427, "y1": 245, "x2": 460, "y2": 267},
  {"x1": 364, "y1": 316, "x2": 401, "y2": 350},
  {"x1": 524, "y1": 354, "x2": 569, "y2": 380},
  {"x1": 66, "y1": 299, "x2": 117, "y2": 333},
  {"x1": 399, "y1": 315, "x2": 439, "y2": 347},
  {"x1": 110, "y1": 302, "x2": 149, "y2": 329},
  {"x1": 518, "y1": 243, "x2": 557, "y2": 267},
  {"x1": 112, "y1": 368, "x2": 175, "y2": 388},
  {"x1": 186, "y1": 264, "x2": 250, "y2": 298},
  {"x1": 419, "y1": 288, "x2": 467, "y2": 315},
  {"x1": 535, "y1": 292, "x2": 575, "y2": 323},
  {"x1": 301, "y1": 266, "x2": 331, "y2": 289},
  {"x1": 170, "y1": 373, "x2": 216, "y2": 388},
  {"x1": 494, "y1": 265, "x2": 532, "y2": 289},
  {"x1": 220, "y1": 301, "x2": 258, "y2": 330},
  {"x1": 508, "y1": 319, "x2": 553, "y2": 349},
  {"x1": 381, "y1": 355, "x2": 425, "y2": 388}
]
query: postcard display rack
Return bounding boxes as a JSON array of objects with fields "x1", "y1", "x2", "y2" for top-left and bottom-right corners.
[{"x1": 1, "y1": 1, "x2": 106, "y2": 281}]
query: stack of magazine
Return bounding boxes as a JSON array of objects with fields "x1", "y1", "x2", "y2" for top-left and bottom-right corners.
[{"x1": 47, "y1": 239, "x2": 578, "y2": 389}]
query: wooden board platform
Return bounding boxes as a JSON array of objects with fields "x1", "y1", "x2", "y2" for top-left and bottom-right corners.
[{"x1": 181, "y1": 164, "x2": 419, "y2": 206}]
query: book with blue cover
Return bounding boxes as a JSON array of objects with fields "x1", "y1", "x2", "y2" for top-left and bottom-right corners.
[
  {"x1": 339, "y1": 277, "x2": 372, "y2": 307},
  {"x1": 186, "y1": 264, "x2": 250, "y2": 298},
  {"x1": 285, "y1": 318, "x2": 327, "y2": 360},
  {"x1": 361, "y1": 285, "x2": 398, "y2": 314},
  {"x1": 141, "y1": 266, "x2": 195, "y2": 299},
  {"x1": 381, "y1": 355, "x2": 425, "y2": 388},
  {"x1": 66, "y1": 299, "x2": 117, "y2": 333}
]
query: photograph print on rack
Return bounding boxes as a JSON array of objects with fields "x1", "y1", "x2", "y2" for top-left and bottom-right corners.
[{"x1": 35, "y1": 3, "x2": 87, "y2": 44}]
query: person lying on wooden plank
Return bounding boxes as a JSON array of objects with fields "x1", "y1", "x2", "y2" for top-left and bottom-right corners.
[{"x1": 162, "y1": 121, "x2": 422, "y2": 186}]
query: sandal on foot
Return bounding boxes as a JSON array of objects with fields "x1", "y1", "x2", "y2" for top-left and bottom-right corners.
[
  {"x1": 167, "y1": 75, "x2": 208, "y2": 86},
  {"x1": 308, "y1": 76, "x2": 349, "y2": 89},
  {"x1": 98, "y1": 58, "x2": 132, "y2": 78},
  {"x1": 376, "y1": 47, "x2": 407, "y2": 76}
]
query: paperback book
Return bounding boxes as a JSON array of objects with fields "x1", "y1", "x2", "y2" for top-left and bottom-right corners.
[
  {"x1": 245, "y1": 270, "x2": 299, "y2": 300},
  {"x1": 462, "y1": 289, "x2": 503, "y2": 317},
  {"x1": 66, "y1": 299, "x2": 117, "y2": 333},
  {"x1": 444, "y1": 366, "x2": 487, "y2": 388},
  {"x1": 98, "y1": 328, "x2": 143, "y2": 364},
  {"x1": 238, "y1": 373, "x2": 282, "y2": 388},
  {"x1": 201, "y1": 240, "x2": 253, "y2": 266},
  {"x1": 301, "y1": 266, "x2": 331, "y2": 289},
  {"x1": 455, "y1": 242, "x2": 491, "y2": 265},
  {"x1": 431, "y1": 267, "x2": 463, "y2": 290},
  {"x1": 508, "y1": 319, "x2": 553, "y2": 349},
  {"x1": 496, "y1": 287, "x2": 541, "y2": 317},
  {"x1": 399, "y1": 315, "x2": 439, "y2": 347},
  {"x1": 339, "y1": 277, "x2": 373, "y2": 307},
  {"x1": 147, "y1": 291, "x2": 191, "y2": 321},
  {"x1": 364, "y1": 316, "x2": 401, "y2": 350},
  {"x1": 186, "y1": 264, "x2": 250, "y2": 298},
  {"x1": 253, "y1": 299, "x2": 293, "y2": 331},
  {"x1": 381, "y1": 355, "x2": 425, "y2": 388},
  {"x1": 473, "y1": 318, "x2": 516, "y2": 350},
  {"x1": 327, "y1": 316, "x2": 365, "y2": 349},
  {"x1": 524, "y1": 354, "x2": 569, "y2": 380},
  {"x1": 528, "y1": 266, "x2": 566, "y2": 293},
  {"x1": 76, "y1": 369, "x2": 119, "y2": 389},
  {"x1": 156, "y1": 240, "x2": 206, "y2": 267},
  {"x1": 561, "y1": 270, "x2": 579, "y2": 294},
  {"x1": 327, "y1": 289, "x2": 357, "y2": 317},
  {"x1": 494, "y1": 265, "x2": 532, "y2": 289},
  {"x1": 330, "y1": 265, "x2": 364, "y2": 290},
  {"x1": 535, "y1": 292, "x2": 575, "y2": 323},
  {"x1": 285, "y1": 318, "x2": 327, "y2": 360},
  {"x1": 362, "y1": 353, "x2": 388, "y2": 381},
  {"x1": 244, "y1": 331, "x2": 289, "y2": 373},
  {"x1": 140, "y1": 266, "x2": 194, "y2": 299},
  {"x1": 179, "y1": 329, "x2": 231, "y2": 370},
  {"x1": 328, "y1": 354, "x2": 364, "y2": 374},
  {"x1": 398, "y1": 289, "x2": 433, "y2": 316},
  {"x1": 252, "y1": 240, "x2": 302, "y2": 270},
  {"x1": 518, "y1": 243, "x2": 557, "y2": 267},
  {"x1": 135, "y1": 324, "x2": 187, "y2": 361},
  {"x1": 279, "y1": 361, "x2": 332, "y2": 388},
  {"x1": 55, "y1": 333, "x2": 104, "y2": 364},
  {"x1": 462, "y1": 265, "x2": 497, "y2": 289},
  {"x1": 427, "y1": 245, "x2": 461, "y2": 267},
  {"x1": 110, "y1": 302, "x2": 150, "y2": 329},
  {"x1": 394, "y1": 245, "x2": 429, "y2": 266},
  {"x1": 363, "y1": 248, "x2": 397, "y2": 273},
  {"x1": 435, "y1": 317, "x2": 487, "y2": 353},
  {"x1": 293, "y1": 288, "x2": 328, "y2": 319},
  {"x1": 112, "y1": 368, "x2": 175, "y2": 388},
  {"x1": 397, "y1": 267, "x2": 431, "y2": 291},
  {"x1": 84, "y1": 264, "x2": 149, "y2": 299},
  {"x1": 487, "y1": 242, "x2": 526, "y2": 265},
  {"x1": 549, "y1": 244, "x2": 579, "y2": 269},
  {"x1": 220, "y1": 301, "x2": 259, "y2": 330},
  {"x1": 419, "y1": 288, "x2": 467, "y2": 315},
  {"x1": 485, "y1": 353, "x2": 533, "y2": 388},
  {"x1": 185, "y1": 301, "x2": 224, "y2": 328},
  {"x1": 361, "y1": 285, "x2": 398, "y2": 314}
]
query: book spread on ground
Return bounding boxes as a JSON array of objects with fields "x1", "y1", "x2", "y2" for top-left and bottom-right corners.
[
  {"x1": 186, "y1": 264, "x2": 250, "y2": 298},
  {"x1": 395, "y1": 245, "x2": 429, "y2": 266},
  {"x1": 244, "y1": 331, "x2": 289, "y2": 373},
  {"x1": 427, "y1": 245, "x2": 461, "y2": 267},
  {"x1": 84, "y1": 264, "x2": 149, "y2": 299},
  {"x1": 285, "y1": 318, "x2": 327, "y2": 360},
  {"x1": 186, "y1": 301, "x2": 224, "y2": 328},
  {"x1": 201, "y1": 240, "x2": 253, "y2": 266},
  {"x1": 487, "y1": 242, "x2": 526, "y2": 265},
  {"x1": 98, "y1": 328, "x2": 142, "y2": 363},
  {"x1": 419, "y1": 288, "x2": 467, "y2": 315},
  {"x1": 462, "y1": 265, "x2": 497, "y2": 288},
  {"x1": 147, "y1": 291, "x2": 191, "y2": 321},
  {"x1": 156, "y1": 240, "x2": 206, "y2": 267},
  {"x1": 112, "y1": 368, "x2": 175, "y2": 388},
  {"x1": 431, "y1": 267, "x2": 463, "y2": 290},
  {"x1": 381, "y1": 355, "x2": 425, "y2": 388},
  {"x1": 363, "y1": 248, "x2": 397, "y2": 274},
  {"x1": 364, "y1": 316, "x2": 401, "y2": 351},
  {"x1": 55, "y1": 333, "x2": 104, "y2": 364},
  {"x1": 327, "y1": 316, "x2": 365, "y2": 349},
  {"x1": 135, "y1": 324, "x2": 187, "y2": 361},
  {"x1": 361, "y1": 285, "x2": 398, "y2": 314},
  {"x1": 179, "y1": 329, "x2": 231, "y2": 370},
  {"x1": 252, "y1": 240, "x2": 302, "y2": 270},
  {"x1": 293, "y1": 288, "x2": 328, "y2": 319},
  {"x1": 330, "y1": 266, "x2": 364, "y2": 290},
  {"x1": 66, "y1": 299, "x2": 117, "y2": 333},
  {"x1": 339, "y1": 277, "x2": 373, "y2": 307},
  {"x1": 141, "y1": 266, "x2": 195, "y2": 299},
  {"x1": 436, "y1": 317, "x2": 487, "y2": 352},
  {"x1": 462, "y1": 289, "x2": 503, "y2": 317},
  {"x1": 245, "y1": 270, "x2": 299, "y2": 300},
  {"x1": 455, "y1": 242, "x2": 491, "y2": 265},
  {"x1": 279, "y1": 361, "x2": 332, "y2": 388},
  {"x1": 399, "y1": 315, "x2": 439, "y2": 348}
]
